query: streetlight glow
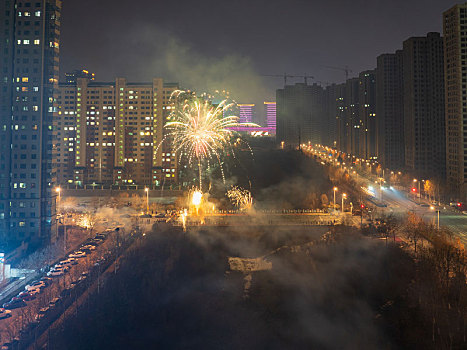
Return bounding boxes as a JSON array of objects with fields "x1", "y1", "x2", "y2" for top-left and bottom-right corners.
[{"x1": 145, "y1": 187, "x2": 149, "y2": 213}]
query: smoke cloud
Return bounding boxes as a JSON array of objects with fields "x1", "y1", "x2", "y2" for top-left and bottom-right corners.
[{"x1": 98, "y1": 24, "x2": 273, "y2": 109}]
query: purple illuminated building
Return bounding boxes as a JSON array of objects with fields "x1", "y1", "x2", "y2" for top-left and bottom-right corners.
[
  {"x1": 238, "y1": 104, "x2": 255, "y2": 123},
  {"x1": 264, "y1": 102, "x2": 276, "y2": 128}
]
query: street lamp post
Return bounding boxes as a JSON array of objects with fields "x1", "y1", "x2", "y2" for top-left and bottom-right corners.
[
  {"x1": 413, "y1": 179, "x2": 418, "y2": 202},
  {"x1": 412, "y1": 179, "x2": 424, "y2": 203},
  {"x1": 333, "y1": 187, "x2": 338, "y2": 211},
  {"x1": 56, "y1": 187, "x2": 61, "y2": 203},
  {"x1": 431, "y1": 206, "x2": 440, "y2": 230},
  {"x1": 145, "y1": 187, "x2": 149, "y2": 214},
  {"x1": 55, "y1": 187, "x2": 61, "y2": 244},
  {"x1": 342, "y1": 193, "x2": 347, "y2": 214}
]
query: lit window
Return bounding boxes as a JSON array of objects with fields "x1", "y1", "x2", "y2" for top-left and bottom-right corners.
[
  {"x1": 22, "y1": 77, "x2": 28, "y2": 83},
  {"x1": 34, "y1": 39, "x2": 40, "y2": 45},
  {"x1": 23, "y1": 40, "x2": 30, "y2": 45}
]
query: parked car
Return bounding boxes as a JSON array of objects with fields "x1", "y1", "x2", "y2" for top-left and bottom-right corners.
[
  {"x1": 38, "y1": 307, "x2": 49, "y2": 315},
  {"x1": 0, "y1": 308, "x2": 12, "y2": 319},
  {"x1": 1, "y1": 339, "x2": 19, "y2": 350},
  {"x1": 18, "y1": 290, "x2": 38, "y2": 301},
  {"x1": 53, "y1": 264, "x2": 70, "y2": 272},
  {"x1": 49, "y1": 297, "x2": 61, "y2": 308},
  {"x1": 58, "y1": 257, "x2": 78, "y2": 266},
  {"x1": 3, "y1": 297, "x2": 26, "y2": 309},
  {"x1": 47, "y1": 269, "x2": 64, "y2": 277},
  {"x1": 25, "y1": 281, "x2": 46, "y2": 291},
  {"x1": 81, "y1": 245, "x2": 96, "y2": 252},
  {"x1": 40, "y1": 276, "x2": 53, "y2": 286},
  {"x1": 69, "y1": 251, "x2": 86, "y2": 258}
]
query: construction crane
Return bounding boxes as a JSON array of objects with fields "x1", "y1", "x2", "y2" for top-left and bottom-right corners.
[
  {"x1": 262, "y1": 73, "x2": 315, "y2": 85},
  {"x1": 323, "y1": 65, "x2": 353, "y2": 80}
]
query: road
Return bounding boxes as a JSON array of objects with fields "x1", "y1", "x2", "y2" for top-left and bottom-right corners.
[
  {"x1": 306, "y1": 145, "x2": 467, "y2": 245},
  {"x1": 0, "y1": 224, "x2": 128, "y2": 348}
]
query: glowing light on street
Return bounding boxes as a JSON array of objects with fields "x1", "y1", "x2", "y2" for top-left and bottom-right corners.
[{"x1": 192, "y1": 190, "x2": 203, "y2": 206}]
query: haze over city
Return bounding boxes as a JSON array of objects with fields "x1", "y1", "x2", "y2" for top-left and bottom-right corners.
[{"x1": 0, "y1": 1, "x2": 465, "y2": 349}]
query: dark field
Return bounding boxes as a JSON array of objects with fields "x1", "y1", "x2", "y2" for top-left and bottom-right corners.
[{"x1": 49, "y1": 224, "x2": 421, "y2": 350}]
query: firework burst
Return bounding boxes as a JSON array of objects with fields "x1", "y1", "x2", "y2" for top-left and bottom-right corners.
[
  {"x1": 164, "y1": 90, "x2": 255, "y2": 189},
  {"x1": 227, "y1": 186, "x2": 253, "y2": 211}
]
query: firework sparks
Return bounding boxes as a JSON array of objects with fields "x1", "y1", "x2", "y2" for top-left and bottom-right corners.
[
  {"x1": 227, "y1": 186, "x2": 253, "y2": 211},
  {"x1": 77, "y1": 213, "x2": 95, "y2": 230},
  {"x1": 164, "y1": 90, "x2": 255, "y2": 189},
  {"x1": 192, "y1": 190, "x2": 203, "y2": 206}
]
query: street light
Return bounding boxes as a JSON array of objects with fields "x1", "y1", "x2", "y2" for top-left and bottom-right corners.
[
  {"x1": 342, "y1": 193, "x2": 347, "y2": 213},
  {"x1": 333, "y1": 187, "x2": 338, "y2": 211},
  {"x1": 413, "y1": 179, "x2": 420, "y2": 203},
  {"x1": 55, "y1": 186, "x2": 61, "y2": 204},
  {"x1": 55, "y1": 187, "x2": 66, "y2": 253},
  {"x1": 55, "y1": 187, "x2": 61, "y2": 243},
  {"x1": 144, "y1": 187, "x2": 149, "y2": 214},
  {"x1": 430, "y1": 206, "x2": 440, "y2": 230}
]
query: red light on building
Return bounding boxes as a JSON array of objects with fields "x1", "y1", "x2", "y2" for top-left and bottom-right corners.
[
  {"x1": 411, "y1": 188, "x2": 417, "y2": 192},
  {"x1": 457, "y1": 202, "x2": 462, "y2": 207},
  {"x1": 360, "y1": 204, "x2": 365, "y2": 209}
]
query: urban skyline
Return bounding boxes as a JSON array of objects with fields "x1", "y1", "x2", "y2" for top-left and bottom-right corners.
[{"x1": 0, "y1": 2, "x2": 466, "y2": 349}]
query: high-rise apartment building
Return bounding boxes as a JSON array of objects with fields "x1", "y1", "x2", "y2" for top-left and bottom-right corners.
[
  {"x1": 444, "y1": 4, "x2": 467, "y2": 200},
  {"x1": 264, "y1": 101, "x2": 276, "y2": 128},
  {"x1": 358, "y1": 70, "x2": 377, "y2": 160},
  {"x1": 403, "y1": 33, "x2": 445, "y2": 180},
  {"x1": 276, "y1": 83, "x2": 326, "y2": 148},
  {"x1": 376, "y1": 51, "x2": 405, "y2": 170},
  {"x1": 322, "y1": 84, "x2": 341, "y2": 149},
  {"x1": 238, "y1": 104, "x2": 255, "y2": 124},
  {"x1": 0, "y1": 0, "x2": 61, "y2": 247},
  {"x1": 309, "y1": 83, "x2": 325, "y2": 145},
  {"x1": 330, "y1": 83, "x2": 346, "y2": 151},
  {"x1": 65, "y1": 69, "x2": 95, "y2": 84},
  {"x1": 345, "y1": 78, "x2": 360, "y2": 155},
  {"x1": 56, "y1": 77, "x2": 179, "y2": 187}
]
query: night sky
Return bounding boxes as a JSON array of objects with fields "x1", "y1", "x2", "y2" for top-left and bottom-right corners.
[{"x1": 61, "y1": 0, "x2": 451, "y2": 103}]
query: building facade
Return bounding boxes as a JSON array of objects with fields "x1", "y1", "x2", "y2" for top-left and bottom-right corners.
[
  {"x1": 65, "y1": 69, "x2": 95, "y2": 84},
  {"x1": 56, "y1": 78, "x2": 179, "y2": 187},
  {"x1": 403, "y1": 32, "x2": 445, "y2": 180},
  {"x1": 238, "y1": 104, "x2": 255, "y2": 124},
  {"x1": 0, "y1": 0, "x2": 61, "y2": 247},
  {"x1": 358, "y1": 70, "x2": 377, "y2": 160},
  {"x1": 345, "y1": 77, "x2": 360, "y2": 155},
  {"x1": 276, "y1": 83, "x2": 325, "y2": 148},
  {"x1": 376, "y1": 51, "x2": 405, "y2": 170},
  {"x1": 264, "y1": 101, "x2": 276, "y2": 128},
  {"x1": 444, "y1": 4, "x2": 467, "y2": 200}
]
